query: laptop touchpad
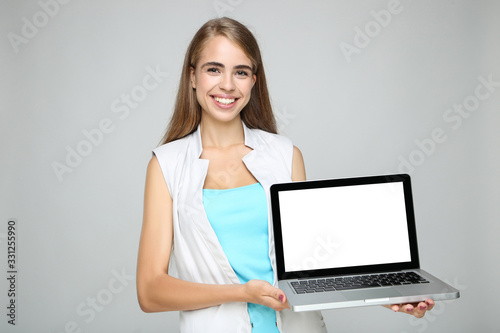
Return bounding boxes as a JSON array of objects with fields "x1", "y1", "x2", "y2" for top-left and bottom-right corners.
[{"x1": 342, "y1": 288, "x2": 401, "y2": 301}]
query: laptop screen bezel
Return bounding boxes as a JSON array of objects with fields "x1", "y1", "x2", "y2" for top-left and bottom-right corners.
[{"x1": 270, "y1": 173, "x2": 420, "y2": 280}]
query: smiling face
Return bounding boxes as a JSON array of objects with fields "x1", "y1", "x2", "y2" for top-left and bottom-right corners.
[{"x1": 190, "y1": 36, "x2": 256, "y2": 125}]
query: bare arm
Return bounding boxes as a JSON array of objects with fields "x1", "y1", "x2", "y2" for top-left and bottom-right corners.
[
  {"x1": 136, "y1": 156, "x2": 288, "y2": 312},
  {"x1": 292, "y1": 145, "x2": 306, "y2": 181}
]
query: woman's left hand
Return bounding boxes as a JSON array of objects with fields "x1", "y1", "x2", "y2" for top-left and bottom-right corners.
[{"x1": 383, "y1": 299, "x2": 435, "y2": 318}]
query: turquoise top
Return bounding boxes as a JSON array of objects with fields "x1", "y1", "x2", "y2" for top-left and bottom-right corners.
[{"x1": 203, "y1": 183, "x2": 279, "y2": 333}]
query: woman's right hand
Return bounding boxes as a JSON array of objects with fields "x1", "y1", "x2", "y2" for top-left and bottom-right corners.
[{"x1": 243, "y1": 280, "x2": 290, "y2": 311}]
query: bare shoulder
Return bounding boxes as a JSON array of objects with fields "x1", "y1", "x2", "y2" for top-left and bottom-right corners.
[
  {"x1": 147, "y1": 155, "x2": 161, "y2": 176},
  {"x1": 146, "y1": 155, "x2": 170, "y2": 193},
  {"x1": 292, "y1": 145, "x2": 306, "y2": 181}
]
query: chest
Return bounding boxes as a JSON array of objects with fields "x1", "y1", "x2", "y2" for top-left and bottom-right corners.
[{"x1": 200, "y1": 144, "x2": 257, "y2": 189}]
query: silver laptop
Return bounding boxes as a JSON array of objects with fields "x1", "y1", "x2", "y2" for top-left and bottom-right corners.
[{"x1": 270, "y1": 174, "x2": 460, "y2": 311}]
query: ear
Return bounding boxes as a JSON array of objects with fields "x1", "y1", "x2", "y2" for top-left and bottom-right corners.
[
  {"x1": 190, "y1": 67, "x2": 196, "y2": 89},
  {"x1": 252, "y1": 74, "x2": 256, "y2": 88}
]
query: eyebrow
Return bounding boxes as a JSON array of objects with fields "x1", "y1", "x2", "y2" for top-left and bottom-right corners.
[{"x1": 200, "y1": 62, "x2": 253, "y2": 72}]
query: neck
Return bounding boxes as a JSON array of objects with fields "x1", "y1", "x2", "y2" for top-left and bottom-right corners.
[{"x1": 200, "y1": 115, "x2": 245, "y2": 149}]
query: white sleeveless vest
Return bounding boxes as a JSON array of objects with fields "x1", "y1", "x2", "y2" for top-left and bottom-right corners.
[{"x1": 153, "y1": 122, "x2": 327, "y2": 333}]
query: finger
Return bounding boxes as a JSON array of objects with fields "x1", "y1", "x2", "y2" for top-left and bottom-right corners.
[
  {"x1": 281, "y1": 294, "x2": 290, "y2": 309},
  {"x1": 269, "y1": 287, "x2": 285, "y2": 303},
  {"x1": 402, "y1": 304, "x2": 414, "y2": 315},
  {"x1": 276, "y1": 290, "x2": 289, "y2": 309},
  {"x1": 264, "y1": 294, "x2": 289, "y2": 311},
  {"x1": 425, "y1": 299, "x2": 435, "y2": 310},
  {"x1": 390, "y1": 304, "x2": 400, "y2": 312},
  {"x1": 412, "y1": 302, "x2": 429, "y2": 318},
  {"x1": 264, "y1": 287, "x2": 289, "y2": 310}
]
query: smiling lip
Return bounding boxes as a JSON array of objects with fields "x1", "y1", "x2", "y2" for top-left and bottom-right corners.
[{"x1": 211, "y1": 95, "x2": 239, "y2": 108}]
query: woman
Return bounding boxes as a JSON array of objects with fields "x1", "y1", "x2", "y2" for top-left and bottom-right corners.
[{"x1": 136, "y1": 17, "x2": 433, "y2": 332}]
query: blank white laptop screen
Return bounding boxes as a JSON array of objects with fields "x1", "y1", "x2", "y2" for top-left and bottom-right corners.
[{"x1": 277, "y1": 182, "x2": 412, "y2": 272}]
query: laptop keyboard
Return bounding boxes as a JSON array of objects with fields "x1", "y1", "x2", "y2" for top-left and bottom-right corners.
[{"x1": 290, "y1": 272, "x2": 429, "y2": 294}]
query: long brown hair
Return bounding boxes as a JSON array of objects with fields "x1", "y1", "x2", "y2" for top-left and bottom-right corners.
[{"x1": 160, "y1": 17, "x2": 277, "y2": 144}]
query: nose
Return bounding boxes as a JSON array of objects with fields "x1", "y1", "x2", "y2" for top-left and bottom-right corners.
[{"x1": 219, "y1": 72, "x2": 235, "y2": 91}]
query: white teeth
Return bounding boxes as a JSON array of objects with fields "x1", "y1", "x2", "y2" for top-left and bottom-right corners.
[{"x1": 214, "y1": 97, "x2": 236, "y2": 105}]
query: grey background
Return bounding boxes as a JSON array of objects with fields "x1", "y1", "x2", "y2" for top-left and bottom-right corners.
[{"x1": 1, "y1": 0, "x2": 499, "y2": 332}]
